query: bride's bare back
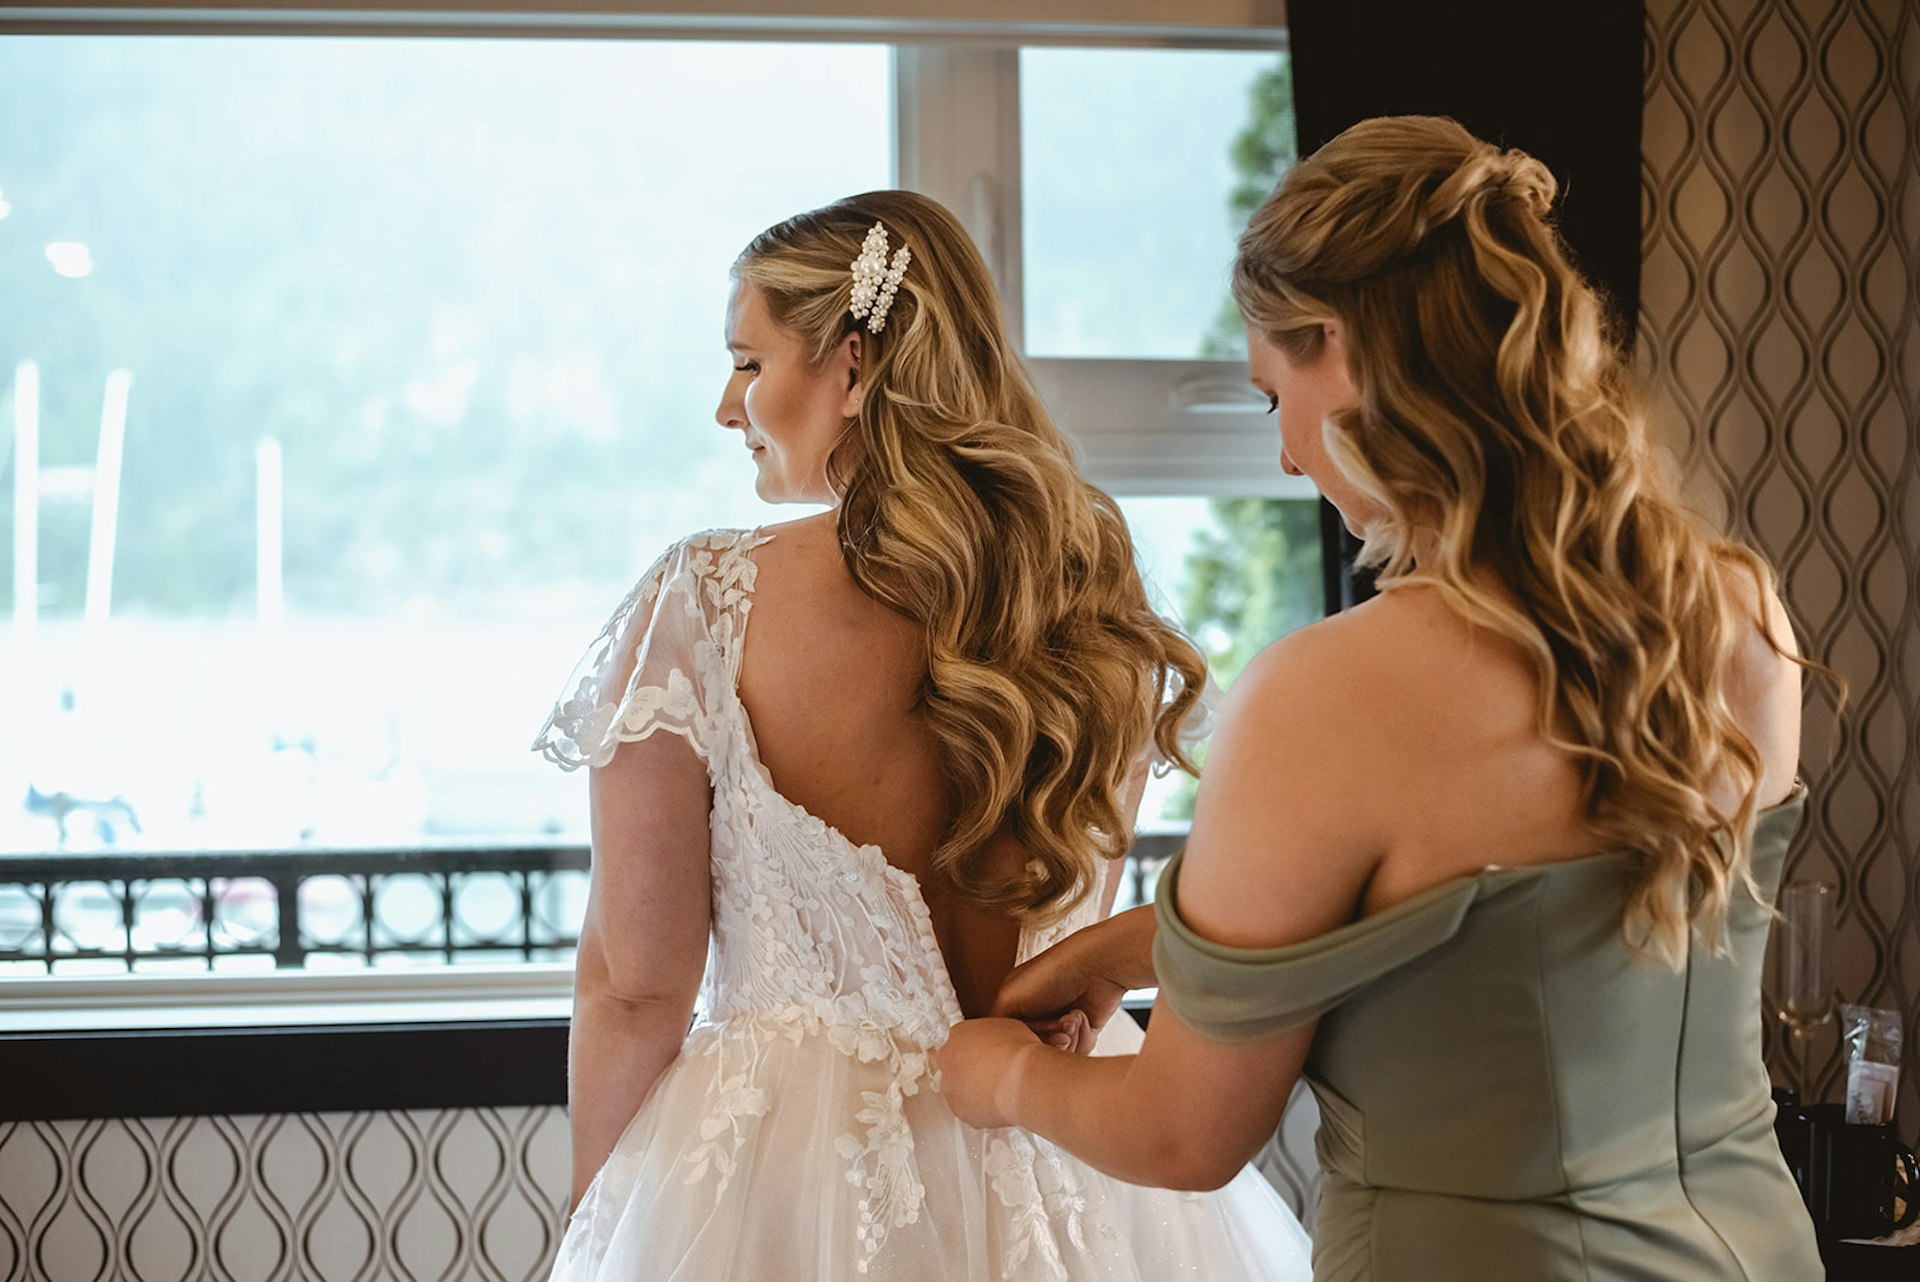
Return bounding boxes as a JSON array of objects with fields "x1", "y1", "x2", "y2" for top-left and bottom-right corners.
[{"x1": 739, "y1": 511, "x2": 1023, "y2": 1015}]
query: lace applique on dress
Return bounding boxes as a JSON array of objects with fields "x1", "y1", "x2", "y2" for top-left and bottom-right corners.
[
  {"x1": 835, "y1": 1048, "x2": 933, "y2": 1272},
  {"x1": 535, "y1": 526, "x2": 1315, "y2": 1281},
  {"x1": 987, "y1": 1129, "x2": 1096, "y2": 1281},
  {"x1": 531, "y1": 529, "x2": 763, "y2": 770}
]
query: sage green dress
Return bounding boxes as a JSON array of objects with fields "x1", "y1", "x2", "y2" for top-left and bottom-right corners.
[{"x1": 1152, "y1": 786, "x2": 1822, "y2": 1281}]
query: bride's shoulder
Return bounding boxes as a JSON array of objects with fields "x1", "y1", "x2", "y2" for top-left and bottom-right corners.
[
  {"x1": 732, "y1": 511, "x2": 847, "y2": 590},
  {"x1": 636, "y1": 525, "x2": 772, "y2": 581},
  {"x1": 641, "y1": 514, "x2": 862, "y2": 639},
  {"x1": 662, "y1": 525, "x2": 769, "y2": 560}
]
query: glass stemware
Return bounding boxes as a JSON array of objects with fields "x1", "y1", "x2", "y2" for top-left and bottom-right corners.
[{"x1": 1775, "y1": 880, "x2": 1836, "y2": 1043}]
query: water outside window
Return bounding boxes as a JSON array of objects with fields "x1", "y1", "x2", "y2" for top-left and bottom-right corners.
[
  {"x1": 0, "y1": 36, "x2": 1314, "y2": 972},
  {"x1": 0, "y1": 36, "x2": 891, "y2": 860}
]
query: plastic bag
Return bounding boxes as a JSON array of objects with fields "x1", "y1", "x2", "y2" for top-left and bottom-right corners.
[{"x1": 1841, "y1": 1003, "x2": 1903, "y2": 1124}]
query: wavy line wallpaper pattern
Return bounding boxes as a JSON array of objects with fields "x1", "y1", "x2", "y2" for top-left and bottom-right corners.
[
  {"x1": 0, "y1": 1101, "x2": 1329, "y2": 1279},
  {"x1": 0, "y1": 1110, "x2": 567, "y2": 1282},
  {"x1": 1639, "y1": 0, "x2": 1919, "y2": 1121},
  {"x1": 2, "y1": 2, "x2": 1915, "y2": 1276}
]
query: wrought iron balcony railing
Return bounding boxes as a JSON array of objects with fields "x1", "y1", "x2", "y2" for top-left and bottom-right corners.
[{"x1": 0, "y1": 834, "x2": 1183, "y2": 976}]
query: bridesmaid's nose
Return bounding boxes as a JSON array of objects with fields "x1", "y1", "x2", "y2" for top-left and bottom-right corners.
[
  {"x1": 716, "y1": 386, "x2": 747, "y2": 432},
  {"x1": 1279, "y1": 449, "x2": 1305, "y2": 478}
]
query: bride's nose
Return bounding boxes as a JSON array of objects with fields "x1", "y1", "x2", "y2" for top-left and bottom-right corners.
[{"x1": 716, "y1": 388, "x2": 747, "y2": 432}]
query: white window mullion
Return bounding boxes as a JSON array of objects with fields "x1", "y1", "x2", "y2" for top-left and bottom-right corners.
[
  {"x1": 892, "y1": 44, "x2": 1024, "y2": 350},
  {"x1": 899, "y1": 44, "x2": 1298, "y2": 498}
]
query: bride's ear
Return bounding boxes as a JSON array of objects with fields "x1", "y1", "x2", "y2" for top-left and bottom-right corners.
[{"x1": 838, "y1": 332, "x2": 865, "y2": 418}]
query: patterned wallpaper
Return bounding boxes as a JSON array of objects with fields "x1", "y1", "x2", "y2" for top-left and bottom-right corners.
[
  {"x1": 1639, "y1": 0, "x2": 1920, "y2": 1120},
  {"x1": 0, "y1": 1102, "x2": 1328, "y2": 1280},
  {"x1": 3, "y1": 3, "x2": 1916, "y2": 1276},
  {"x1": 0, "y1": 1110, "x2": 567, "y2": 1282}
]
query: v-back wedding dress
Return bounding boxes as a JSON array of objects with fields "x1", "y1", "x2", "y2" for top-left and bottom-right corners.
[{"x1": 535, "y1": 528, "x2": 1312, "y2": 1281}]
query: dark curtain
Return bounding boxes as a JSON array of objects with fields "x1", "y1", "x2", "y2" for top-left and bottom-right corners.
[{"x1": 1288, "y1": 0, "x2": 1645, "y2": 611}]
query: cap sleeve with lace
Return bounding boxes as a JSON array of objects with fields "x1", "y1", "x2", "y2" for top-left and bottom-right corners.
[{"x1": 531, "y1": 529, "x2": 765, "y2": 771}]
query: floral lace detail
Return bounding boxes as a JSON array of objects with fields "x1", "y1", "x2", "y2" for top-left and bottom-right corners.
[
  {"x1": 682, "y1": 1038, "x2": 772, "y2": 1194},
  {"x1": 675, "y1": 1007, "x2": 939, "y2": 1274},
  {"x1": 986, "y1": 1130, "x2": 1104, "y2": 1281},
  {"x1": 531, "y1": 557, "x2": 669, "y2": 768},
  {"x1": 704, "y1": 766, "x2": 962, "y2": 1052},
  {"x1": 531, "y1": 529, "x2": 763, "y2": 770},
  {"x1": 837, "y1": 1067, "x2": 933, "y2": 1266},
  {"x1": 537, "y1": 526, "x2": 1186, "y2": 1278},
  {"x1": 826, "y1": 989, "x2": 944, "y2": 1272},
  {"x1": 538, "y1": 529, "x2": 971, "y2": 1268}
]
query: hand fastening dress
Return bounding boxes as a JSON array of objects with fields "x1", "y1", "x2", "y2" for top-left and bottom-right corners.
[{"x1": 536, "y1": 528, "x2": 1315, "y2": 1281}]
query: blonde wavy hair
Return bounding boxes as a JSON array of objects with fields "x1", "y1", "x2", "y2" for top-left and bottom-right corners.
[
  {"x1": 1233, "y1": 116, "x2": 1810, "y2": 966},
  {"x1": 735, "y1": 189, "x2": 1206, "y2": 922}
]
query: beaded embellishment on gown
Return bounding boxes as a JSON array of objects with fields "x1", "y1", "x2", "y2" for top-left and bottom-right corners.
[{"x1": 534, "y1": 528, "x2": 1313, "y2": 1281}]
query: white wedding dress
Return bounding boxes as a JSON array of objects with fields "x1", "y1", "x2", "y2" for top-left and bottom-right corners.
[{"x1": 534, "y1": 528, "x2": 1313, "y2": 1281}]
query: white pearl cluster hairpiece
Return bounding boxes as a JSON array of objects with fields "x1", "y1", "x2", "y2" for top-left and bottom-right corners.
[{"x1": 848, "y1": 221, "x2": 912, "y2": 333}]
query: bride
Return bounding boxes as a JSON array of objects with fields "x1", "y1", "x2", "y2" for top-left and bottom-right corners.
[{"x1": 533, "y1": 189, "x2": 1311, "y2": 1280}]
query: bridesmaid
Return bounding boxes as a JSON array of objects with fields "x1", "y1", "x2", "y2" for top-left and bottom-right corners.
[{"x1": 939, "y1": 115, "x2": 1824, "y2": 1281}]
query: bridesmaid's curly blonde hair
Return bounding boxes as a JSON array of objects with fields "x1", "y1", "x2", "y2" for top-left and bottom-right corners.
[
  {"x1": 735, "y1": 190, "x2": 1206, "y2": 923},
  {"x1": 1233, "y1": 116, "x2": 1814, "y2": 966}
]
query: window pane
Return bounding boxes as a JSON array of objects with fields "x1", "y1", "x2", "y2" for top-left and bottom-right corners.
[
  {"x1": 1120, "y1": 496, "x2": 1322, "y2": 827},
  {"x1": 0, "y1": 35, "x2": 890, "y2": 968},
  {"x1": 1020, "y1": 47, "x2": 1295, "y2": 359}
]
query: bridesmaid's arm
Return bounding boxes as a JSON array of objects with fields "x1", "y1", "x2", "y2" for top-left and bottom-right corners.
[
  {"x1": 944, "y1": 628, "x2": 1383, "y2": 1188},
  {"x1": 988, "y1": 903, "x2": 1156, "y2": 1040},
  {"x1": 942, "y1": 754, "x2": 1155, "y2": 1024},
  {"x1": 568, "y1": 730, "x2": 713, "y2": 1213},
  {"x1": 950, "y1": 1009, "x2": 1315, "y2": 1190}
]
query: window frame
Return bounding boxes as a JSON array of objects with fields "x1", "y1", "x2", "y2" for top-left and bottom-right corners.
[
  {"x1": 0, "y1": 2, "x2": 1290, "y2": 48},
  {"x1": 0, "y1": 12, "x2": 1312, "y2": 1045},
  {"x1": 895, "y1": 42, "x2": 1316, "y2": 501}
]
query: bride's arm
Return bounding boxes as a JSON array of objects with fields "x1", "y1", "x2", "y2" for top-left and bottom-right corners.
[{"x1": 568, "y1": 731, "x2": 713, "y2": 1213}]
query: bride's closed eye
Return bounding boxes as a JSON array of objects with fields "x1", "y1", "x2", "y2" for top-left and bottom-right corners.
[{"x1": 733, "y1": 360, "x2": 759, "y2": 374}]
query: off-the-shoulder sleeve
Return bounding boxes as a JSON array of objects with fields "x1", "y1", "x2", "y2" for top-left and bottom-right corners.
[
  {"x1": 531, "y1": 537, "x2": 730, "y2": 771},
  {"x1": 1151, "y1": 848, "x2": 1482, "y2": 1042}
]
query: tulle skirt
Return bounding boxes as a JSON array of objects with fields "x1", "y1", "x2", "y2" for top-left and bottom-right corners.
[{"x1": 552, "y1": 1011, "x2": 1314, "y2": 1281}]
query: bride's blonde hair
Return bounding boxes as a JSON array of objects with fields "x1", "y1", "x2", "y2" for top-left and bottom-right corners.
[
  {"x1": 735, "y1": 190, "x2": 1205, "y2": 922},
  {"x1": 1233, "y1": 115, "x2": 1809, "y2": 966}
]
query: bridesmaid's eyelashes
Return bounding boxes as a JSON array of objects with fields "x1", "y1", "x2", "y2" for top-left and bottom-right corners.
[{"x1": 1266, "y1": 396, "x2": 1278, "y2": 415}]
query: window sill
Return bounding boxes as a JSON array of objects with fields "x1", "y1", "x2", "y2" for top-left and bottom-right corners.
[
  {"x1": 0, "y1": 967, "x2": 575, "y2": 1122},
  {"x1": 0, "y1": 962, "x2": 575, "y2": 1033},
  {"x1": 1, "y1": 972, "x2": 1165, "y2": 1122}
]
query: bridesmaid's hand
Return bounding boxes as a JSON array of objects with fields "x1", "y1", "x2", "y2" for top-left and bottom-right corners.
[
  {"x1": 938, "y1": 1017, "x2": 1046, "y2": 1130},
  {"x1": 991, "y1": 907, "x2": 1151, "y2": 1040}
]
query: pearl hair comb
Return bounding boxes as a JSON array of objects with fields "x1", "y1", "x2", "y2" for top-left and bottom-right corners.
[{"x1": 849, "y1": 222, "x2": 912, "y2": 334}]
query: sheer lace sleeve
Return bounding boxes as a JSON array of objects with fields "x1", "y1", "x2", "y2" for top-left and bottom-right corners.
[{"x1": 532, "y1": 533, "x2": 747, "y2": 771}]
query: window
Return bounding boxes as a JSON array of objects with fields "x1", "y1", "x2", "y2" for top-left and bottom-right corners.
[
  {"x1": 1021, "y1": 46, "x2": 1281, "y2": 361},
  {"x1": 0, "y1": 24, "x2": 1313, "y2": 981}
]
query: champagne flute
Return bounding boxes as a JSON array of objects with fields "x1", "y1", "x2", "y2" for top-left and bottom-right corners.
[{"x1": 1774, "y1": 880, "x2": 1835, "y2": 1043}]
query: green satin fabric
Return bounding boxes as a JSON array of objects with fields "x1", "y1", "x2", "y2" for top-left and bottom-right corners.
[{"x1": 1153, "y1": 787, "x2": 1823, "y2": 1281}]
